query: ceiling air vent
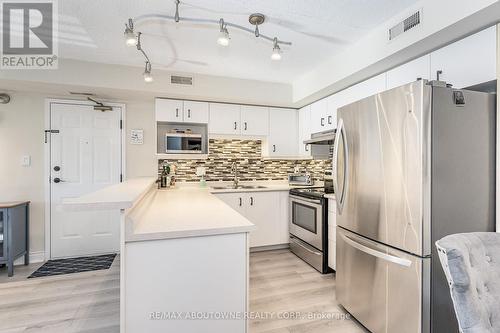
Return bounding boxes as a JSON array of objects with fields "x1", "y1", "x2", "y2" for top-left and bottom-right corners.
[
  {"x1": 389, "y1": 9, "x2": 422, "y2": 41},
  {"x1": 171, "y1": 75, "x2": 193, "y2": 86}
]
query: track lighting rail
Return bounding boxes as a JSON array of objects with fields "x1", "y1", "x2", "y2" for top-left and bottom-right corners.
[
  {"x1": 131, "y1": 14, "x2": 292, "y2": 46},
  {"x1": 124, "y1": 0, "x2": 292, "y2": 82}
]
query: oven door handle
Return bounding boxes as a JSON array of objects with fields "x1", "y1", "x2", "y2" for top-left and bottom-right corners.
[{"x1": 289, "y1": 195, "x2": 322, "y2": 205}]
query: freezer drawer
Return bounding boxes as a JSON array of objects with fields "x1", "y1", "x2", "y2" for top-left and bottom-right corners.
[{"x1": 336, "y1": 227, "x2": 430, "y2": 333}]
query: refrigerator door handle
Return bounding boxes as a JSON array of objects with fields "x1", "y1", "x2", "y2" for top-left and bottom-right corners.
[
  {"x1": 333, "y1": 119, "x2": 348, "y2": 214},
  {"x1": 341, "y1": 233, "x2": 412, "y2": 267}
]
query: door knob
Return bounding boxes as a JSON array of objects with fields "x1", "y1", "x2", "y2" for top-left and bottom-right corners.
[
  {"x1": 53, "y1": 177, "x2": 62, "y2": 183},
  {"x1": 53, "y1": 166, "x2": 60, "y2": 171}
]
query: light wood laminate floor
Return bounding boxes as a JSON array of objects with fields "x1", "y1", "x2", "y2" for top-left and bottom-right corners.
[{"x1": 0, "y1": 250, "x2": 367, "y2": 333}]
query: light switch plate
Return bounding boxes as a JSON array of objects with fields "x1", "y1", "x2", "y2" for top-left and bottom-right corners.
[{"x1": 21, "y1": 155, "x2": 31, "y2": 167}]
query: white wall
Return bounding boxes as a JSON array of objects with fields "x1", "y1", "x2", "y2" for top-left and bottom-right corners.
[
  {"x1": 0, "y1": 93, "x2": 46, "y2": 254},
  {"x1": 0, "y1": 59, "x2": 294, "y2": 108},
  {"x1": 0, "y1": 92, "x2": 160, "y2": 255},
  {"x1": 293, "y1": 0, "x2": 499, "y2": 105},
  {"x1": 125, "y1": 100, "x2": 157, "y2": 178}
]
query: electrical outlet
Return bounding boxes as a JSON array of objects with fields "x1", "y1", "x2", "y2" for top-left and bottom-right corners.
[{"x1": 21, "y1": 155, "x2": 31, "y2": 167}]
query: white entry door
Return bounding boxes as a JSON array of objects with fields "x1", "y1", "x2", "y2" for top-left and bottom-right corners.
[{"x1": 50, "y1": 102, "x2": 122, "y2": 259}]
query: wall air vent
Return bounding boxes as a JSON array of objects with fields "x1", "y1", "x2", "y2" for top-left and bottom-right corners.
[
  {"x1": 171, "y1": 75, "x2": 193, "y2": 86},
  {"x1": 389, "y1": 9, "x2": 422, "y2": 41}
]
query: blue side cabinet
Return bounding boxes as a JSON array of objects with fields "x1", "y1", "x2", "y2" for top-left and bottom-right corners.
[{"x1": 0, "y1": 201, "x2": 29, "y2": 277}]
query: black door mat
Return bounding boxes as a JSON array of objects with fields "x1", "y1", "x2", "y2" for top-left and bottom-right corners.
[{"x1": 28, "y1": 254, "x2": 116, "y2": 278}]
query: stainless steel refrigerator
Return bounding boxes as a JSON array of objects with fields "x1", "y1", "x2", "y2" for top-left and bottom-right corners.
[{"x1": 334, "y1": 80, "x2": 496, "y2": 333}]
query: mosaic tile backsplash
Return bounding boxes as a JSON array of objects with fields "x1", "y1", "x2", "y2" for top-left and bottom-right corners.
[{"x1": 159, "y1": 139, "x2": 333, "y2": 182}]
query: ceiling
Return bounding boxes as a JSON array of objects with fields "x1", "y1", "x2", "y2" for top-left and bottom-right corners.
[{"x1": 59, "y1": 0, "x2": 419, "y2": 83}]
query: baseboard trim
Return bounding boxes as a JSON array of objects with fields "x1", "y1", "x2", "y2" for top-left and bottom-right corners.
[
  {"x1": 250, "y1": 243, "x2": 290, "y2": 253},
  {"x1": 13, "y1": 251, "x2": 45, "y2": 266}
]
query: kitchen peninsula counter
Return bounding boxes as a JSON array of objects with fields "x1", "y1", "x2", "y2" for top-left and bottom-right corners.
[{"x1": 63, "y1": 177, "x2": 259, "y2": 333}]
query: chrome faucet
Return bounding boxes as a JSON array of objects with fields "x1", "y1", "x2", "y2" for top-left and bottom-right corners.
[{"x1": 231, "y1": 162, "x2": 239, "y2": 188}]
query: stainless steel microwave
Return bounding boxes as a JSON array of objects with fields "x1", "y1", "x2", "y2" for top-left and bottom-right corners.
[{"x1": 165, "y1": 133, "x2": 203, "y2": 154}]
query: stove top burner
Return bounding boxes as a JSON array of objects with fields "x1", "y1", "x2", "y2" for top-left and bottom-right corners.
[{"x1": 289, "y1": 186, "x2": 334, "y2": 199}]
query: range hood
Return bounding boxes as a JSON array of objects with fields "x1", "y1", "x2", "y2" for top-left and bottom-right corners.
[{"x1": 304, "y1": 129, "x2": 336, "y2": 145}]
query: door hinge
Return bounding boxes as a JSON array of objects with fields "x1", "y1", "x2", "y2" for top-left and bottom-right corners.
[
  {"x1": 120, "y1": 174, "x2": 123, "y2": 182},
  {"x1": 119, "y1": 119, "x2": 123, "y2": 130},
  {"x1": 44, "y1": 129, "x2": 59, "y2": 143}
]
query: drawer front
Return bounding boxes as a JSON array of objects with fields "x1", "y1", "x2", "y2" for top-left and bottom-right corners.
[{"x1": 337, "y1": 227, "x2": 428, "y2": 333}]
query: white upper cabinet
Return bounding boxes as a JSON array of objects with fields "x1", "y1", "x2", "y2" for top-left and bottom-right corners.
[
  {"x1": 386, "y1": 55, "x2": 431, "y2": 90},
  {"x1": 325, "y1": 94, "x2": 338, "y2": 130},
  {"x1": 310, "y1": 98, "x2": 328, "y2": 134},
  {"x1": 155, "y1": 99, "x2": 184, "y2": 122},
  {"x1": 298, "y1": 105, "x2": 311, "y2": 157},
  {"x1": 209, "y1": 103, "x2": 241, "y2": 135},
  {"x1": 155, "y1": 98, "x2": 209, "y2": 124},
  {"x1": 343, "y1": 73, "x2": 387, "y2": 107},
  {"x1": 183, "y1": 100, "x2": 209, "y2": 124},
  {"x1": 267, "y1": 108, "x2": 298, "y2": 157},
  {"x1": 240, "y1": 106, "x2": 269, "y2": 136},
  {"x1": 430, "y1": 26, "x2": 496, "y2": 88}
]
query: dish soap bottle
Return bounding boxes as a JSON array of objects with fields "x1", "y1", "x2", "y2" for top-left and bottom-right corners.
[{"x1": 161, "y1": 164, "x2": 170, "y2": 188}]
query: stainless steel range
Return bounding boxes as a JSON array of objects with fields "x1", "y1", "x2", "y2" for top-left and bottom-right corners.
[{"x1": 289, "y1": 175, "x2": 334, "y2": 274}]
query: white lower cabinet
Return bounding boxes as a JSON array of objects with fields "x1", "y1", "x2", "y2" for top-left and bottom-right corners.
[
  {"x1": 328, "y1": 198, "x2": 337, "y2": 270},
  {"x1": 215, "y1": 191, "x2": 289, "y2": 247}
]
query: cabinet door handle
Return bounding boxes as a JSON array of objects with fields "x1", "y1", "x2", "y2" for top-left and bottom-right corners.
[
  {"x1": 188, "y1": 109, "x2": 191, "y2": 118},
  {"x1": 328, "y1": 115, "x2": 332, "y2": 124},
  {"x1": 321, "y1": 118, "x2": 325, "y2": 126},
  {"x1": 239, "y1": 197, "x2": 242, "y2": 206},
  {"x1": 234, "y1": 122, "x2": 237, "y2": 130},
  {"x1": 305, "y1": 144, "x2": 309, "y2": 152},
  {"x1": 175, "y1": 108, "x2": 179, "y2": 118},
  {"x1": 250, "y1": 197, "x2": 254, "y2": 206},
  {"x1": 244, "y1": 122, "x2": 247, "y2": 131},
  {"x1": 273, "y1": 144, "x2": 276, "y2": 153}
]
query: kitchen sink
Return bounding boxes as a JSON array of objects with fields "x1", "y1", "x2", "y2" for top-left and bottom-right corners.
[{"x1": 211, "y1": 185, "x2": 267, "y2": 190}]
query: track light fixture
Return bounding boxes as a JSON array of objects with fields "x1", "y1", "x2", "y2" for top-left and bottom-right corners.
[
  {"x1": 124, "y1": 18, "x2": 137, "y2": 47},
  {"x1": 174, "y1": 0, "x2": 180, "y2": 23},
  {"x1": 217, "y1": 19, "x2": 230, "y2": 46},
  {"x1": 271, "y1": 37, "x2": 282, "y2": 61},
  {"x1": 143, "y1": 61, "x2": 153, "y2": 83},
  {"x1": 124, "y1": 2, "x2": 292, "y2": 81}
]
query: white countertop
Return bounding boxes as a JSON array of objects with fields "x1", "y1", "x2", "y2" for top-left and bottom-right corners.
[
  {"x1": 62, "y1": 177, "x2": 157, "y2": 211},
  {"x1": 125, "y1": 186, "x2": 256, "y2": 242},
  {"x1": 61, "y1": 178, "x2": 326, "y2": 242}
]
